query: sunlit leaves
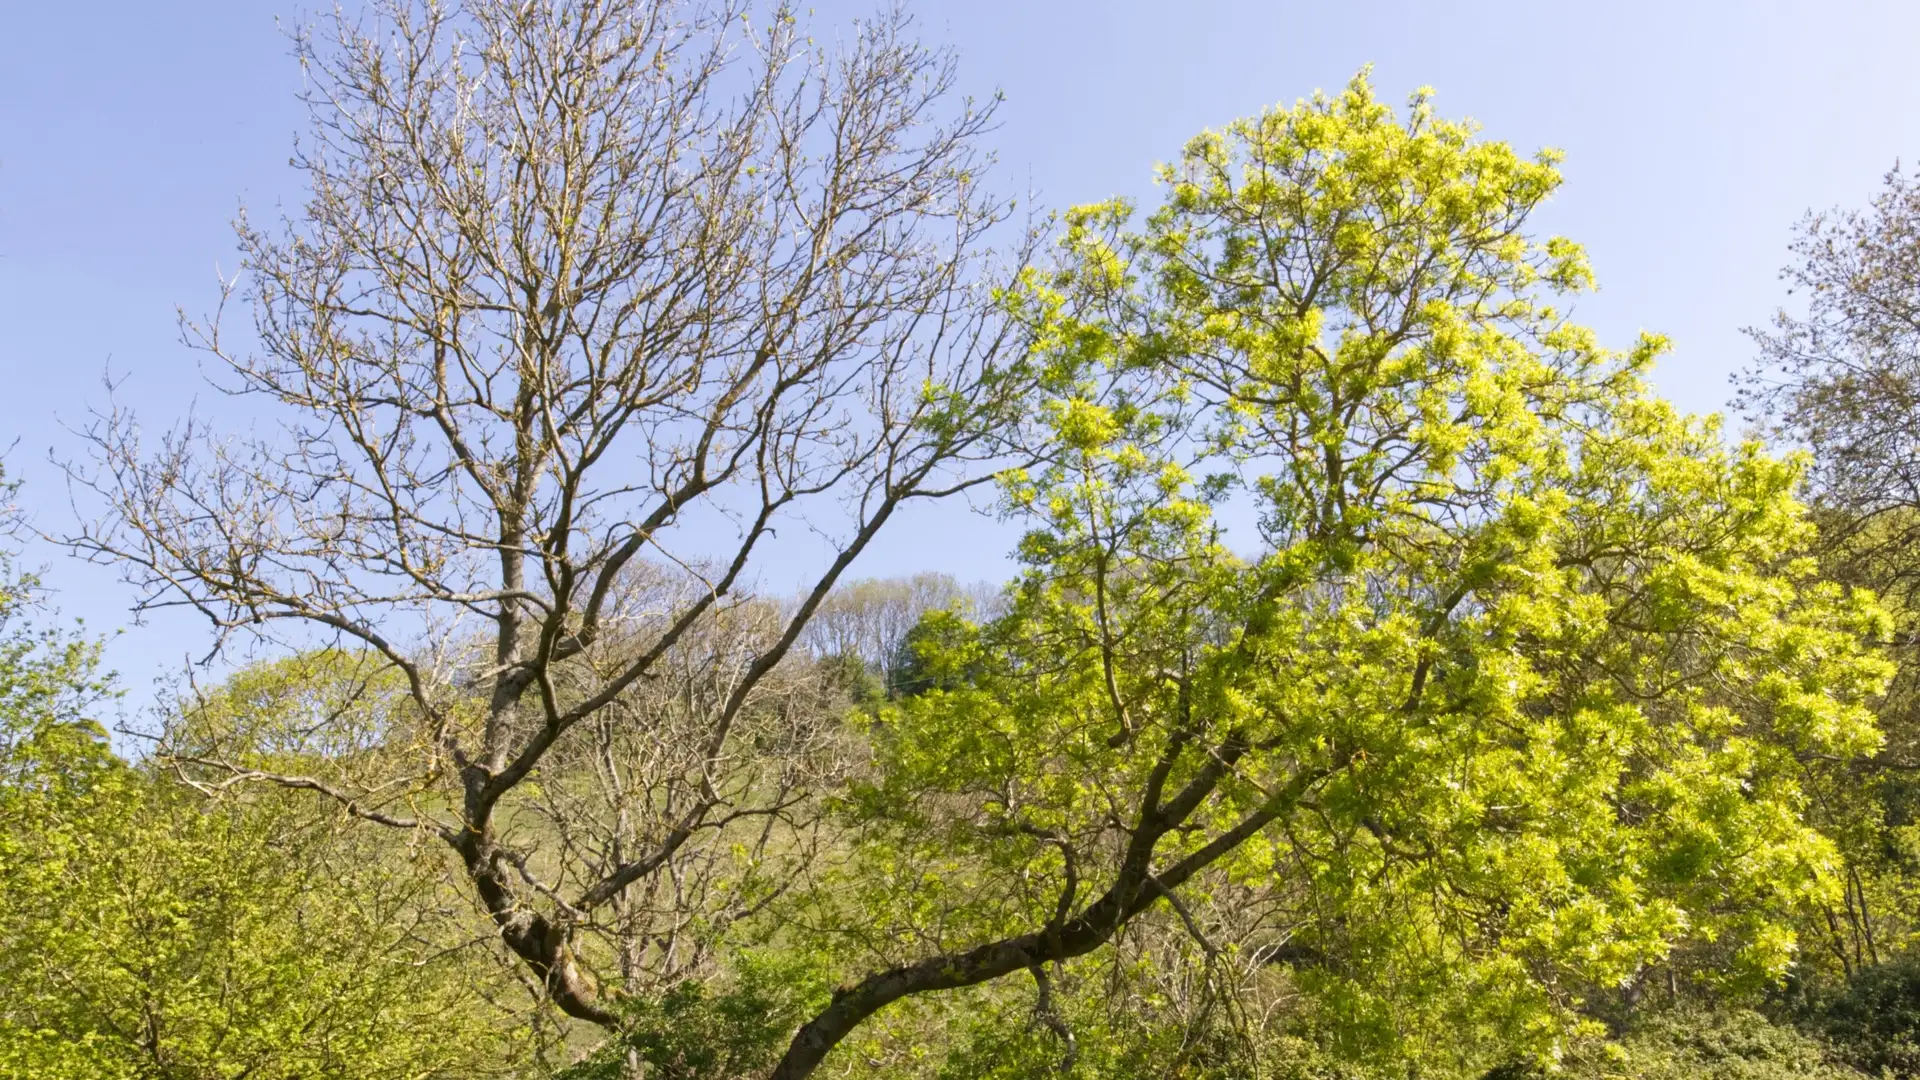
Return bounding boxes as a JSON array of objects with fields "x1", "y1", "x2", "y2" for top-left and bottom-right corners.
[{"x1": 823, "y1": 72, "x2": 1895, "y2": 1076}]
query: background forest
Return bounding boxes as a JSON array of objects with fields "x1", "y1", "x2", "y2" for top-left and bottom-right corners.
[{"x1": 5, "y1": 1, "x2": 1920, "y2": 1077}]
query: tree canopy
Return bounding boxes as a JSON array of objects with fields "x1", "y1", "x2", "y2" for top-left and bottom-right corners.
[
  {"x1": 61, "y1": 0, "x2": 1034, "y2": 1028},
  {"x1": 0, "y1": 550, "x2": 524, "y2": 1077},
  {"x1": 13, "y1": 4, "x2": 1920, "y2": 1078},
  {"x1": 769, "y1": 75, "x2": 1893, "y2": 1078}
]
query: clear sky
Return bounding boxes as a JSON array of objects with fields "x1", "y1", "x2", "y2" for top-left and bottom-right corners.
[{"x1": 3, "y1": 0, "x2": 1917, "y2": 699}]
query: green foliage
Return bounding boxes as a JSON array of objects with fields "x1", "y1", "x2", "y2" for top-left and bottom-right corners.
[
  {"x1": 11, "y1": 61, "x2": 1920, "y2": 1080},
  {"x1": 1799, "y1": 952, "x2": 1920, "y2": 1077},
  {"x1": 0, "y1": 622, "x2": 523, "y2": 1078},
  {"x1": 559, "y1": 952, "x2": 834, "y2": 1080},
  {"x1": 1739, "y1": 164, "x2": 1920, "y2": 981},
  {"x1": 171, "y1": 648, "x2": 421, "y2": 765},
  {"x1": 819, "y1": 652, "x2": 890, "y2": 709},
  {"x1": 1483, "y1": 1009, "x2": 1864, "y2": 1080},
  {"x1": 890, "y1": 609, "x2": 990, "y2": 699},
  {"x1": 1575, "y1": 1010, "x2": 1862, "y2": 1080},
  {"x1": 917, "y1": 969, "x2": 1334, "y2": 1080},
  {"x1": 809, "y1": 72, "x2": 1897, "y2": 1077}
]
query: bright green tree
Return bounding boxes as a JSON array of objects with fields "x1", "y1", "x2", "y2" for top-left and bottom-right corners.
[
  {"x1": 0, "y1": 597, "x2": 528, "y2": 1078},
  {"x1": 768, "y1": 75, "x2": 1895, "y2": 1079}
]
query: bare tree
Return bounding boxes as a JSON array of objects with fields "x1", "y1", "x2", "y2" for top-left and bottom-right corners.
[
  {"x1": 798, "y1": 571, "x2": 997, "y2": 690},
  {"x1": 1740, "y1": 164, "x2": 1920, "y2": 547},
  {"x1": 519, "y1": 567, "x2": 859, "y2": 993},
  {"x1": 61, "y1": 0, "x2": 1030, "y2": 1026}
]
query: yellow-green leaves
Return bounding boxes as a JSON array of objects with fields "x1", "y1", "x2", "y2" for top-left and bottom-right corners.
[
  {"x1": 0, "y1": 634, "x2": 522, "y2": 1079},
  {"x1": 823, "y1": 73, "x2": 1895, "y2": 1079},
  {"x1": 1046, "y1": 397, "x2": 1122, "y2": 451}
]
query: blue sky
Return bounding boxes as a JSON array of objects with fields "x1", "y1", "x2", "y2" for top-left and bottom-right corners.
[{"x1": 3, "y1": 0, "x2": 1917, "y2": 698}]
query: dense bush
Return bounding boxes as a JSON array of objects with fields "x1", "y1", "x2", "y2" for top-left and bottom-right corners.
[
  {"x1": 1487, "y1": 1009, "x2": 1863, "y2": 1080},
  {"x1": 1802, "y1": 953, "x2": 1920, "y2": 1077}
]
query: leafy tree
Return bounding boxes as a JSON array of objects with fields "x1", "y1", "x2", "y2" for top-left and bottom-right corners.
[
  {"x1": 555, "y1": 951, "x2": 832, "y2": 1080},
  {"x1": 1740, "y1": 164, "x2": 1920, "y2": 535},
  {"x1": 769, "y1": 75, "x2": 1893, "y2": 1078},
  {"x1": 1740, "y1": 165, "x2": 1920, "y2": 973},
  {"x1": 1796, "y1": 950, "x2": 1920, "y2": 1077},
  {"x1": 888, "y1": 607, "x2": 990, "y2": 698},
  {"x1": 0, "y1": 580, "x2": 525, "y2": 1076}
]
